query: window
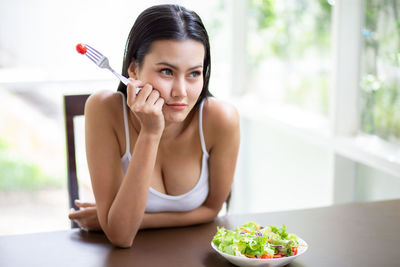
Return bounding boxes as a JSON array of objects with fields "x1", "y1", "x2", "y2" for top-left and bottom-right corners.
[
  {"x1": 360, "y1": 0, "x2": 400, "y2": 145},
  {"x1": 229, "y1": 0, "x2": 334, "y2": 214},
  {"x1": 232, "y1": 0, "x2": 400, "y2": 213},
  {"x1": 246, "y1": 0, "x2": 332, "y2": 116}
]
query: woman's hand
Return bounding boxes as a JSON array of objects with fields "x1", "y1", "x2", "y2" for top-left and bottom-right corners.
[
  {"x1": 68, "y1": 200, "x2": 102, "y2": 231},
  {"x1": 127, "y1": 79, "x2": 165, "y2": 136}
]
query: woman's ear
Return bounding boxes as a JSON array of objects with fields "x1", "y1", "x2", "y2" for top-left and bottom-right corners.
[{"x1": 127, "y1": 61, "x2": 139, "y2": 79}]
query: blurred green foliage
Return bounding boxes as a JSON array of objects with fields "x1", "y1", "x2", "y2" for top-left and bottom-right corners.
[
  {"x1": 361, "y1": 0, "x2": 400, "y2": 144},
  {"x1": 248, "y1": 0, "x2": 332, "y2": 115},
  {"x1": 0, "y1": 138, "x2": 63, "y2": 191},
  {"x1": 251, "y1": 0, "x2": 276, "y2": 29},
  {"x1": 249, "y1": 0, "x2": 331, "y2": 60}
]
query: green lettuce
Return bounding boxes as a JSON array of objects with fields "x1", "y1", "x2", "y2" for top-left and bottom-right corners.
[{"x1": 212, "y1": 222, "x2": 299, "y2": 258}]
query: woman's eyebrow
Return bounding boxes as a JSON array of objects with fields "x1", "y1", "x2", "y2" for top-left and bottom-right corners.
[{"x1": 156, "y1": 62, "x2": 203, "y2": 70}]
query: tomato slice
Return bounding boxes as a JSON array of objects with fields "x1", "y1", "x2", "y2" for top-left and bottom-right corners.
[
  {"x1": 76, "y1": 43, "x2": 87, "y2": 55},
  {"x1": 292, "y1": 247, "x2": 298, "y2": 255},
  {"x1": 262, "y1": 254, "x2": 273, "y2": 259}
]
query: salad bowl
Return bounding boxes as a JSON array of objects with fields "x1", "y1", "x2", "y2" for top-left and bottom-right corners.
[{"x1": 211, "y1": 237, "x2": 308, "y2": 267}]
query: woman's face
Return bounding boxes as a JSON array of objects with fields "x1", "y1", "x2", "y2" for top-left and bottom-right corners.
[{"x1": 128, "y1": 39, "x2": 205, "y2": 124}]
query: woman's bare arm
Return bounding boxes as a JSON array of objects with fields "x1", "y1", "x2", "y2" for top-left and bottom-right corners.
[{"x1": 86, "y1": 82, "x2": 164, "y2": 248}]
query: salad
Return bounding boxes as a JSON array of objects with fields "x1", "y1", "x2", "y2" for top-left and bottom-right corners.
[{"x1": 212, "y1": 222, "x2": 299, "y2": 259}]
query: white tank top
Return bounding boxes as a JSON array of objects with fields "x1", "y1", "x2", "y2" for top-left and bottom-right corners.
[{"x1": 117, "y1": 92, "x2": 210, "y2": 212}]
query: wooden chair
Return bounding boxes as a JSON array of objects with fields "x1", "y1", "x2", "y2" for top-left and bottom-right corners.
[{"x1": 63, "y1": 94, "x2": 90, "y2": 228}]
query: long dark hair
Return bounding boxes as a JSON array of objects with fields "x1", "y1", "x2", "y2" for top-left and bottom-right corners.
[{"x1": 117, "y1": 4, "x2": 212, "y2": 105}]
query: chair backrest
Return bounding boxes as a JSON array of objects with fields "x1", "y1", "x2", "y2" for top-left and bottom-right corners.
[{"x1": 63, "y1": 94, "x2": 90, "y2": 228}]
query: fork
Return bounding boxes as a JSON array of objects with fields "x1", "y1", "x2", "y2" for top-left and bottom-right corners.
[{"x1": 82, "y1": 44, "x2": 140, "y2": 94}]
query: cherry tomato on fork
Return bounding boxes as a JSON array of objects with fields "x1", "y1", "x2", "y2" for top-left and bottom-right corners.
[{"x1": 76, "y1": 43, "x2": 87, "y2": 54}]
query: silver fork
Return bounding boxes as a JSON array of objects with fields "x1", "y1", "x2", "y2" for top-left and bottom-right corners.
[{"x1": 84, "y1": 44, "x2": 140, "y2": 94}]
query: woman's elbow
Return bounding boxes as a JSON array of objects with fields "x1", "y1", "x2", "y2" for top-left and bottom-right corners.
[
  {"x1": 100, "y1": 213, "x2": 142, "y2": 248},
  {"x1": 103, "y1": 224, "x2": 138, "y2": 248},
  {"x1": 202, "y1": 206, "x2": 220, "y2": 223},
  {"x1": 107, "y1": 234, "x2": 134, "y2": 248}
]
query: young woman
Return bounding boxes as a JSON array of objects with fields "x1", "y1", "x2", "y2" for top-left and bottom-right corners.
[{"x1": 69, "y1": 4, "x2": 240, "y2": 248}]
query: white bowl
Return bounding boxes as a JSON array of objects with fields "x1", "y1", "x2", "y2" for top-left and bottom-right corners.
[{"x1": 211, "y1": 237, "x2": 308, "y2": 267}]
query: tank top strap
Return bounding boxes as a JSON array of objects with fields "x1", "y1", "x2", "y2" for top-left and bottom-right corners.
[
  {"x1": 117, "y1": 92, "x2": 130, "y2": 157},
  {"x1": 199, "y1": 99, "x2": 209, "y2": 156}
]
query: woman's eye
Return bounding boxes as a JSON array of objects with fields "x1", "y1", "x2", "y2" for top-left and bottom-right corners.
[
  {"x1": 189, "y1": 71, "x2": 201, "y2": 78},
  {"x1": 160, "y1": 69, "x2": 173, "y2": 76}
]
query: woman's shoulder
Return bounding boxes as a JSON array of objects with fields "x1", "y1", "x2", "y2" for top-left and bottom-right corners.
[
  {"x1": 85, "y1": 90, "x2": 124, "y2": 118},
  {"x1": 202, "y1": 97, "x2": 240, "y2": 138}
]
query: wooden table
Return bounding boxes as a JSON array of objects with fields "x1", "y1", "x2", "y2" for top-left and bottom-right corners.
[{"x1": 1, "y1": 199, "x2": 399, "y2": 267}]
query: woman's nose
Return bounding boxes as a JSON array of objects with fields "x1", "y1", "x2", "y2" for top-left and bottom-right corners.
[{"x1": 171, "y1": 77, "x2": 187, "y2": 97}]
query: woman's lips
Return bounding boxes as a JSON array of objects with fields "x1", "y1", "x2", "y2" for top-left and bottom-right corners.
[{"x1": 166, "y1": 103, "x2": 187, "y2": 111}]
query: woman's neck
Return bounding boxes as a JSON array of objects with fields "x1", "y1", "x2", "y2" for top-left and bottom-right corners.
[{"x1": 161, "y1": 109, "x2": 196, "y2": 141}]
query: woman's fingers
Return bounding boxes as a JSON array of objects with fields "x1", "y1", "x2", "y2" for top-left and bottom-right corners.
[
  {"x1": 154, "y1": 97, "x2": 165, "y2": 110},
  {"x1": 68, "y1": 206, "x2": 101, "y2": 231},
  {"x1": 74, "y1": 199, "x2": 96, "y2": 208},
  {"x1": 129, "y1": 84, "x2": 163, "y2": 113},
  {"x1": 127, "y1": 78, "x2": 145, "y2": 107},
  {"x1": 69, "y1": 200, "x2": 96, "y2": 220},
  {"x1": 68, "y1": 208, "x2": 82, "y2": 220},
  {"x1": 132, "y1": 83, "x2": 153, "y2": 108},
  {"x1": 146, "y1": 90, "x2": 160, "y2": 106},
  {"x1": 126, "y1": 81, "x2": 165, "y2": 134},
  {"x1": 69, "y1": 208, "x2": 90, "y2": 219}
]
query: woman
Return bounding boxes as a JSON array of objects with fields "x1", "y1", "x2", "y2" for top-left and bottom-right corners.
[{"x1": 69, "y1": 4, "x2": 240, "y2": 248}]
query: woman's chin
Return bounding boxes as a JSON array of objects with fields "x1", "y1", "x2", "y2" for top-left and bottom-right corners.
[
  {"x1": 164, "y1": 116, "x2": 184, "y2": 124},
  {"x1": 163, "y1": 112, "x2": 189, "y2": 124}
]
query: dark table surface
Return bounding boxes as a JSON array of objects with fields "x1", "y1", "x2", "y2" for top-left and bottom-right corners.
[{"x1": 1, "y1": 199, "x2": 399, "y2": 267}]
